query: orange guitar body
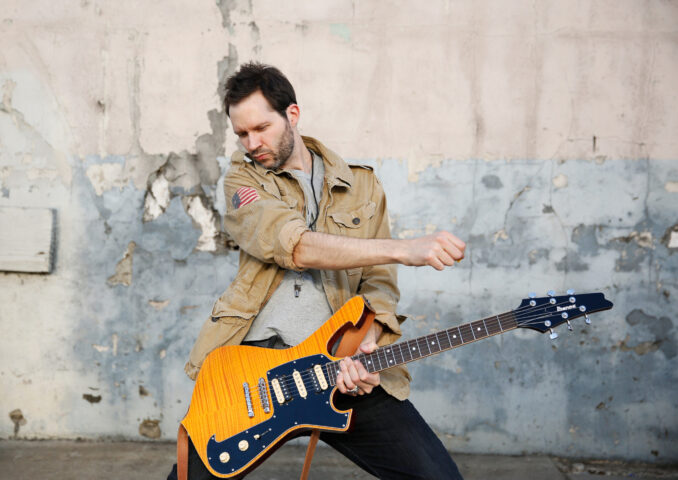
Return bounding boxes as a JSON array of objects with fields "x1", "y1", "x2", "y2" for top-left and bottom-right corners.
[{"x1": 181, "y1": 296, "x2": 375, "y2": 478}]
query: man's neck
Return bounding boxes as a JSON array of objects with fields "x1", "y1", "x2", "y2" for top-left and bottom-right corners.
[{"x1": 282, "y1": 134, "x2": 313, "y2": 173}]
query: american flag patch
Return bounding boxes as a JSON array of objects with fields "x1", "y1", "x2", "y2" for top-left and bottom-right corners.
[{"x1": 232, "y1": 186, "x2": 260, "y2": 209}]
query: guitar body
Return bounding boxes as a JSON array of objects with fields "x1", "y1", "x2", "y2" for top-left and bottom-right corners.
[{"x1": 181, "y1": 296, "x2": 373, "y2": 478}]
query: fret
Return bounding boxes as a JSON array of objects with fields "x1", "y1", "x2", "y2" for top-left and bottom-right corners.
[
  {"x1": 408, "y1": 339, "x2": 421, "y2": 361},
  {"x1": 481, "y1": 318, "x2": 490, "y2": 336},
  {"x1": 486, "y1": 317, "x2": 500, "y2": 335},
  {"x1": 365, "y1": 353, "x2": 377, "y2": 374},
  {"x1": 396, "y1": 343, "x2": 407, "y2": 364},
  {"x1": 470, "y1": 320, "x2": 484, "y2": 339},
  {"x1": 458, "y1": 324, "x2": 474, "y2": 344},
  {"x1": 426, "y1": 334, "x2": 442, "y2": 354},
  {"x1": 445, "y1": 328, "x2": 453, "y2": 349},
  {"x1": 384, "y1": 346, "x2": 397, "y2": 368},
  {"x1": 496, "y1": 315, "x2": 503, "y2": 331},
  {"x1": 421, "y1": 335, "x2": 432, "y2": 355},
  {"x1": 437, "y1": 331, "x2": 450, "y2": 350},
  {"x1": 452, "y1": 327, "x2": 462, "y2": 346}
]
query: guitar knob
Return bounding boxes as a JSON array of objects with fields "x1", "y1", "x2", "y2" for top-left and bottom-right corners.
[
  {"x1": 219, "y1": 452, "x2": 230, "y2": 463},
  {"x1": 238, "y1": 440, "x2": 249, "y2": 451}
]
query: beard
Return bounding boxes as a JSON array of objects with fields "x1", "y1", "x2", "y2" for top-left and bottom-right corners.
[{"x1": 248, "y1": 121, "x2": 295, "y2": 170}]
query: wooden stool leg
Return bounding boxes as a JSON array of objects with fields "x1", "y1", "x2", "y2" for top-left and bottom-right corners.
[{"x1": 300, "y1": 429, "x2": 321, "y2": 480}]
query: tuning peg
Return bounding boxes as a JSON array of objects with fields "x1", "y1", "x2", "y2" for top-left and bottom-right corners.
[
  {"x1": 585, "y1": 314, "x2": 591, "y2": 325},
  {"x1": 529, "y1": 292, "x2": 536, "y2": 298},
  {"x1": 566, "y1": 320, "x2": 573, "y2": 331},
  {"x1": 549, "y1": 329, "x2": 559, "y2": 340},
  {"x1": 567, "y1": 289, "x2": 575, "y2": 295},
  {"x1": 547, "y1": 290, "x2": 556, "y2": 296}
]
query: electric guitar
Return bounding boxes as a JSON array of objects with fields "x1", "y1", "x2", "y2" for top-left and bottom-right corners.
[{"x1": 181, "y1": 291, "x2": 613, "y2": 478}]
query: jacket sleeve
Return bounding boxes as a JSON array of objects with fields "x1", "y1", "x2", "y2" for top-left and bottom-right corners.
[
  {"x1": 356, "y1": 174, "x2": 406, "y2": 345},
  {"x1": 223, "y1": 162, "x2": 309, "y2": 271}
]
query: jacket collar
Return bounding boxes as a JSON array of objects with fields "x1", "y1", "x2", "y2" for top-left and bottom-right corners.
[
  {"x1": 233, "y1": 136, "x2": 353, "y2": 189},
  {"x1": 302, "y1": 136, "x2": 353, "y2": 189}
]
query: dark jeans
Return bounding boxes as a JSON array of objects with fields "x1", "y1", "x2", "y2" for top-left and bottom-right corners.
[{"x1": 167, "y1": 386, "x2": 463, "y2": 480}]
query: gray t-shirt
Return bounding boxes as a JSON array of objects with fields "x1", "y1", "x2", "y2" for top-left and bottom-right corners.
[{"x1": 243, "y1": 151, "x2": 334, "y2": 346}]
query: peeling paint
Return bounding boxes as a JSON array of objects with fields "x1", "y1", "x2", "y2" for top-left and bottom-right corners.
[
  {"x1": 143, "y1": 174, "x2": 170, "y2": 222},
  {"x1": 107, "y1": 242, "x2": 136, "y2": 286},
  {"x1": 138, "y1": 419, "x2": 161, "y2": 439},
  {"x1": 86, "y1": 163, "x2": 127, "y2": 195},
  {"x1": 183, "y1": 195, "x2": 220, "y2": 252},
  {"x1": 9, "y1": 409, "x2": 26, "y2": 436},
  {"x1": 552, "y1": 174, "x2": 568, "y2": 189},
  {"x1": 83, "y1": 394, "x2": 102, "y2": 404},
  {"x1": 148, "y1": 300, "x2": 170, "y2": 311},
  {"x1": 662, "y1": 225, "x2": 678, "y2": 250},
  {"x1": 481, "y1": 174, "x2": 503, "y2": 189}
]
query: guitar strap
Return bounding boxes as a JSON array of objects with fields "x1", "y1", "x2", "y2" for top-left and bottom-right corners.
[{"x1": 177, "y1": 423, "x2": 189, "y2": 480}]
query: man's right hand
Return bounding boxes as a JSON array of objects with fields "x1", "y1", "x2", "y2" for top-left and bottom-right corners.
[{"x1": 399, "y1": 231, "x2": 466, "y2": 270}]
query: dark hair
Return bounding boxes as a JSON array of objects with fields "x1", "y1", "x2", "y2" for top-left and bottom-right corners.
[{"x1": 224, "y1": 62, "x2": 297, "y2": 117}]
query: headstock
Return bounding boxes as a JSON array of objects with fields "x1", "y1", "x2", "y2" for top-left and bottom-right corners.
[{"x1": 515, "y1": 290, "x2": 613, "y2": 339}]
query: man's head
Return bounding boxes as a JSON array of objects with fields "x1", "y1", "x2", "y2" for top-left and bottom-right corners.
[
  {"x1": 224, "y1": 62, "x2": 297, "y2": 118},
  {"x1": 224, "y1": 62, "x2": 300, "y2": 170}
]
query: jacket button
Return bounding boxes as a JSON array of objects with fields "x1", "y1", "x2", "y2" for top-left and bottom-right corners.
[{"x1": 352, "y1": 217, "x2": 360, "y2": 225}]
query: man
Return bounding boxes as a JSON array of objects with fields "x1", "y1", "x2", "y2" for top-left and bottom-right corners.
[{"x1": 171, "y1": 63, "x2": 466, "y2": 479}]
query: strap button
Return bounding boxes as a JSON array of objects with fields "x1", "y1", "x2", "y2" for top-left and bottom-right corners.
[{"x1": 352, "y1": 217, "x2": 360, "y2": 225}]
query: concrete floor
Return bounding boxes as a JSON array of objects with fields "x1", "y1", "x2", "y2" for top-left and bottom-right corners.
[{"x1": 0, "y1": 440, "x2": 676, "y2": 480}]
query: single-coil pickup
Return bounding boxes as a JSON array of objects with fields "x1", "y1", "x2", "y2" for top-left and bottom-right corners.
[
  {"x1": 243, "y1": 382, "x2": 254, "y2": 418},
  {"x1": 292, "y1": 370, "x2": 307, "y2": 398},
  {"x1": 258, "y1": 378, "x2": 270, "y2": 413},
  {"x1": 313, "y1": 365, "x2": 328, "y2": 391},
  {"x1": 271, "y1": 378, "x2": 285, "y2": 405}
]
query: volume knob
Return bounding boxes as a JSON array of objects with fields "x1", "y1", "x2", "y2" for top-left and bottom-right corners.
[
  {"x1": 238, "y1": 440, "x2": 249, "y2": 451},
  {"x1": 219, "y1": 452, "x2": 230, "y2": 463}
]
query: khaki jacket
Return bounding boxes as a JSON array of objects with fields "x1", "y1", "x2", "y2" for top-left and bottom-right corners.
[{"x1": 185, "y1": 136, "x2": 411, "y2": 400}]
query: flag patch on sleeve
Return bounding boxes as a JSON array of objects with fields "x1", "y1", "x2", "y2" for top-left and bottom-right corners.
[{"x1": 232, "y1": 186, "x2": 260, "y2": 209}]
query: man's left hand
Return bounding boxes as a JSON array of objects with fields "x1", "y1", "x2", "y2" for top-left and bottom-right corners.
[{"x1": 336, "y1": 324, "x2": 381, "y2": 396}]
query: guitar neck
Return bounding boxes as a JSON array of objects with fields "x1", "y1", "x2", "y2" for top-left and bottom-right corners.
[{"x1": 327, "y1": 310, "x2": 518, "y2": 382}]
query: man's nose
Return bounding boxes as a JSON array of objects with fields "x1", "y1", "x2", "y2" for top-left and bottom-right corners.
[{"x1": 247, "y1": 132, "x2": 262, "y2": 151}]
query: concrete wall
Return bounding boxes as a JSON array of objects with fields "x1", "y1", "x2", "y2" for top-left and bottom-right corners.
[{"x1": 1, "y1": 0, "x2": 676, "y2": 463}]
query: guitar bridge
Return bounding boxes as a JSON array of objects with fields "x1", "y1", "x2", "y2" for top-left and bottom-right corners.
[
  {"x1": 243, "y1": 382, "x2": 254, "y2": 418},
  {"x1": 258, "y1": 378, "x2": 270, "y2": 413}
]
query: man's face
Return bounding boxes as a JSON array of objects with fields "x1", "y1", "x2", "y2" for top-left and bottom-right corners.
[{"x1": 229, "y1": 90, "x2": 295, "y2": 170}]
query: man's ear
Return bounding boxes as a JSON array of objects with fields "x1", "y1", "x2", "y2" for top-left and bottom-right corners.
[{"x1": 286, "y1": 103, "x2": 300, "y2": 127}]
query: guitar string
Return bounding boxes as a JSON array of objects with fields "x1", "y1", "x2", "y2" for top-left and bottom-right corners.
[
  {"x1": 253, "y1": 298, "x2": 582, "y2": 397},
  {"x1": 244, "y1": 298, "x2": 588, "y2": 405},
  {"x1": 242, "y1": 297, "x2": 584, "y2": 406}
]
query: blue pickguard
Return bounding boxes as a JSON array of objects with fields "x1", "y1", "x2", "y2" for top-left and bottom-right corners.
[{"x1": 205, "y1": 353, "x2": 350, "y2": 476}]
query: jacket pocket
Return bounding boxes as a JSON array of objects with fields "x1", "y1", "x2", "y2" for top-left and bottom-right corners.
[{"x1": 328, "y1": 202, "x2": 376, "y2": 230}]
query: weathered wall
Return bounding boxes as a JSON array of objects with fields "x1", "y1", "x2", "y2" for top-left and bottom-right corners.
[{"x1": 1, "y1": 0, "x2": 676, "y2": 463}]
